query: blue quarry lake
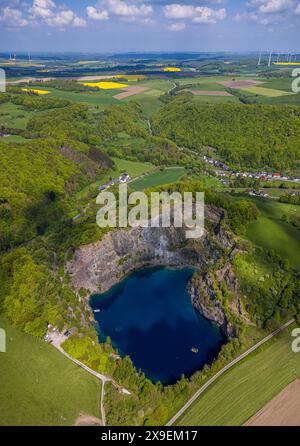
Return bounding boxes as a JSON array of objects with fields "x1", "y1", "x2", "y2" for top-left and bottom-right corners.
[{"x1": 90, "y1": 267, "x2": 226, "y2": 384}]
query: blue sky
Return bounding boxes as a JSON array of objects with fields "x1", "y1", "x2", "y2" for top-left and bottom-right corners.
[{"x1": 0, "y1": 0, "x2": 299, "y2": 52}]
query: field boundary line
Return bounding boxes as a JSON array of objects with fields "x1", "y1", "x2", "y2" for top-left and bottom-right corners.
[{"x1": 166, "y1": 319, "x2": 295, "y2": 426}]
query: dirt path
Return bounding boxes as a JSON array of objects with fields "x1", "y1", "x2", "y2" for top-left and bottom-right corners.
[
  {"x1": 101, "y1": 381, "x2": 106, "y2": 426},
  {"x1": 48, "y1": 331, "x2": 130, "y2": 426},
  {"x1": 166, "y1": 319, "x2": 295, "y2": 426}
]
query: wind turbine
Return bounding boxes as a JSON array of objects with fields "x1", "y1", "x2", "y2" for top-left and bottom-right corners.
[
  {"x1": 257, "y1": 51, "x2": 262, "y2": 66},
  {"x1": 268, "y1": 51, "x2": 272, "y2": 67}
]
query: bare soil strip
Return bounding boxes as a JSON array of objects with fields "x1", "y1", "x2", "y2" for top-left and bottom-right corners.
[
  {"x1": 75, "y1": 413, "x2": 103, "y2": 426},
  {"x1": 244, "y1": 379, "x2": 300, "y2": 426},
  {"x1": 219, "y1": 80, "x2": 264, "y2": 89},
  {"x1": 191, "y1": 90, "x2": 233, "y2": 97},
  {"x1": 114, "y1": 85, "x2": 149, "y2": 99}
]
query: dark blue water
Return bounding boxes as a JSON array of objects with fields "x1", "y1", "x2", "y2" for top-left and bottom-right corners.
[{"x1": 90, "y1": 267, "x2": 225, "y2": 384}]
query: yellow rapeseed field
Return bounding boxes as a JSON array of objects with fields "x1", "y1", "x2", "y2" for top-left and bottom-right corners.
[
  {"x1": 273, "y1": 62, "x2": 300, "y2": 66},
  {"x1": 163, "y1": 67, "x2": 181, "y2": 72},
  {"x1": 81, "y1": 81, "x2": 128, "y2": 89},
  {"x1": 21, "y1": 88, "x2": 50, "y2": 95}
]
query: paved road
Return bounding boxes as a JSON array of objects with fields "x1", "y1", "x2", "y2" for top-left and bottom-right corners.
[{"x1": 166, "y1": 319, "x2": 295, "y2": 426}]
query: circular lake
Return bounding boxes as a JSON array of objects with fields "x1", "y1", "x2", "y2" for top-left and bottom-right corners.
[{"x1": 90, "y1": 266, "x2": 226, "y2": 384}]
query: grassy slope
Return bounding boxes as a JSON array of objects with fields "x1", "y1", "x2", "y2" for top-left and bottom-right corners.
[
  {"x1": 130, "y1": 167, "x2": 185, "y2": 191},
  {"x1": 0, "y1": 318, "x2": 101, "y2": 426},
  {"x1": 262, "y1": 78, "x2": 295, "y2": 92},
  {"x1": 241, "y1": 86, "x2": 292, "y2": 97},
  {"x1": 31, "y1": 86, "x2": 119, "y2": 108},
  {"x1": 177, "y1": 326, "x2": 300, "y2": 426},
  {"x1": 112, "y1": 157, "x2": 155, "y2": 177},
  {"x1": 192, "y1": 95, "x2": 239, "y2": 104},
  {"x1": 0, "y1": 102, "x2": 34, "y2": 129},
  {"x1": 243, "y1": 197, "x2": 300, "y2": 270}
]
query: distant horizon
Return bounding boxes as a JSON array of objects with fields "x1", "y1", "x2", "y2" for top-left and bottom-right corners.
[{"x1": 1, "y1": 50, "x2": 300, "y2": 56}]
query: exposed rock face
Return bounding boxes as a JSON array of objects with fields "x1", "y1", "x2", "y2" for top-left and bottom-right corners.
[
  {"x1": 189, "y1": 273, "x2": 234, "y2": 337},
  {"x1": 66, "y1": 205, "x2": 238, "y2": 335},
  {"x1": 215, "y1": 263, "x2": 252, "y2": 325}
]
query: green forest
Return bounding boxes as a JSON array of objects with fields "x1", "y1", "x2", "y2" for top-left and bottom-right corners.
[{"x1": 152, "y1": 93, "x2": 300, "y2": 171}]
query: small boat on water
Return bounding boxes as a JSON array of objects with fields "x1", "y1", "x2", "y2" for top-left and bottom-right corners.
[
  {"x1": 94, "y1": 309, "x2": 101, "y2": 313},
  {"x1": 191, "y1": 347, "x2": 199, "y2": 353}
]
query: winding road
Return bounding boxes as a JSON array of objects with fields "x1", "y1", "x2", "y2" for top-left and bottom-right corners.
[{"x1": 166, "y1": 319, "x2": 295, "y2": 426}]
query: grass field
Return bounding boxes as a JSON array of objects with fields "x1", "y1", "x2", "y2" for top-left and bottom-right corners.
[
  {"x1": 0, "y1": 318, "x2": 101, "y2": 426},
  {"x1": 243, "y1": 197, "x2": 300, "y2": 270},
  {"x1": 31, "y1": 86, "x2": 119, "y2": 108},
  {"x1": 0, "y1": 135, "x2": 29, "y2": 143},
  {"x1": 0, "y1": 102, "x2": 34, "y2": 129},
  {"x1": 177, "y1": 325, "x2": 300, "y2": 425},
  {"x1": 192, "y1": 95, "x2": 239, "y2": 104},
  {"x1": 262, "y1": 78, "x2": 295, "y2": 93},
  {"x1": 130, "y1": 167, "x2": 186, "y2": 191},
  {"x1": 112, "y1": 157, "x2": 155, "y2": 177}
]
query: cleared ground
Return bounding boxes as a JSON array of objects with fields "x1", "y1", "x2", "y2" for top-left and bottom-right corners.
[
  {"x1": 114, "y1": 85, "x2": 149, "y2": 100},
  {"x1": 219, "y1": 80, "x2": 264, "y2": 89},
  {"x1": 176, "y1": 325, "x2": 300, "y2": 426},
  {"x1": 0, "y1": 318, "x2": 101, "y2": 426},
  {"x1": 244, "y1": 379, "x2": 300, "y2": 426}
]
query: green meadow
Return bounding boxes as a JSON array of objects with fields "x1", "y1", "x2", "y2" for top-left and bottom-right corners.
[
  {"x1": 31, "y1": 86, "x2": 119, "y2": 108},
  {"x1": 241, "y1": 86, "x2": 292, "y2": 97},
  {"x1": 0, "y1": 318, "x2": 101, "y2": 426},
  {"x1": 243, "y1": 197, "x2": 300, "y2": 270},
  {"x1": 112, "y1": 157, "x2": 155, "y2": 177},
  {"x1": 0, "y1": 102, "x2": 34, "y2": 129},
  {"x1": 130, "y1": 167, "x2": 186, "y2": 191}
]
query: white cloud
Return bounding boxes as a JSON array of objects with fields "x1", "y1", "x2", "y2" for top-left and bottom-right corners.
[
  {"x1": 296, "y1": 2, "x2": 300, "y2": 13},
  {"x1": 87, "y1": 0, "x2": 153, "y2": 23},
  {"x1": 72, "y1": 16, "x2": 87, "y2": 27},
  {"x1": 234, "y1": 9, "x2": 287, "y2": 24},
  {"x1": 45, "y1": 9, "x2": 75, "y2": 26},
  {"x1": 106, "y1": 0, "x2": 153, "y2": 17},
  {"x1": 30, "y1": 0, "x2": 55, "y2": 18},
  {"x1": 164, "y1": 4, "x2": 226, "y2": 24},
  {"x1": 167, "y1": 22, "x2": 186, "y2": 30},
  {"x1": 28, "y1": 0, "x2": 86, "y2": 27},
  {"x1": 256, "y1": 0, "x2": 293, "y2": 13},
  {"x1": 235, "y1": 0, "x2": 297, "y2": 26},
  {"x1": 86, "y1": 6, "x2": 109, "y2": 20},
  {"x1": 0, "y1": 6, "x2": 28, "y2": 26}
]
